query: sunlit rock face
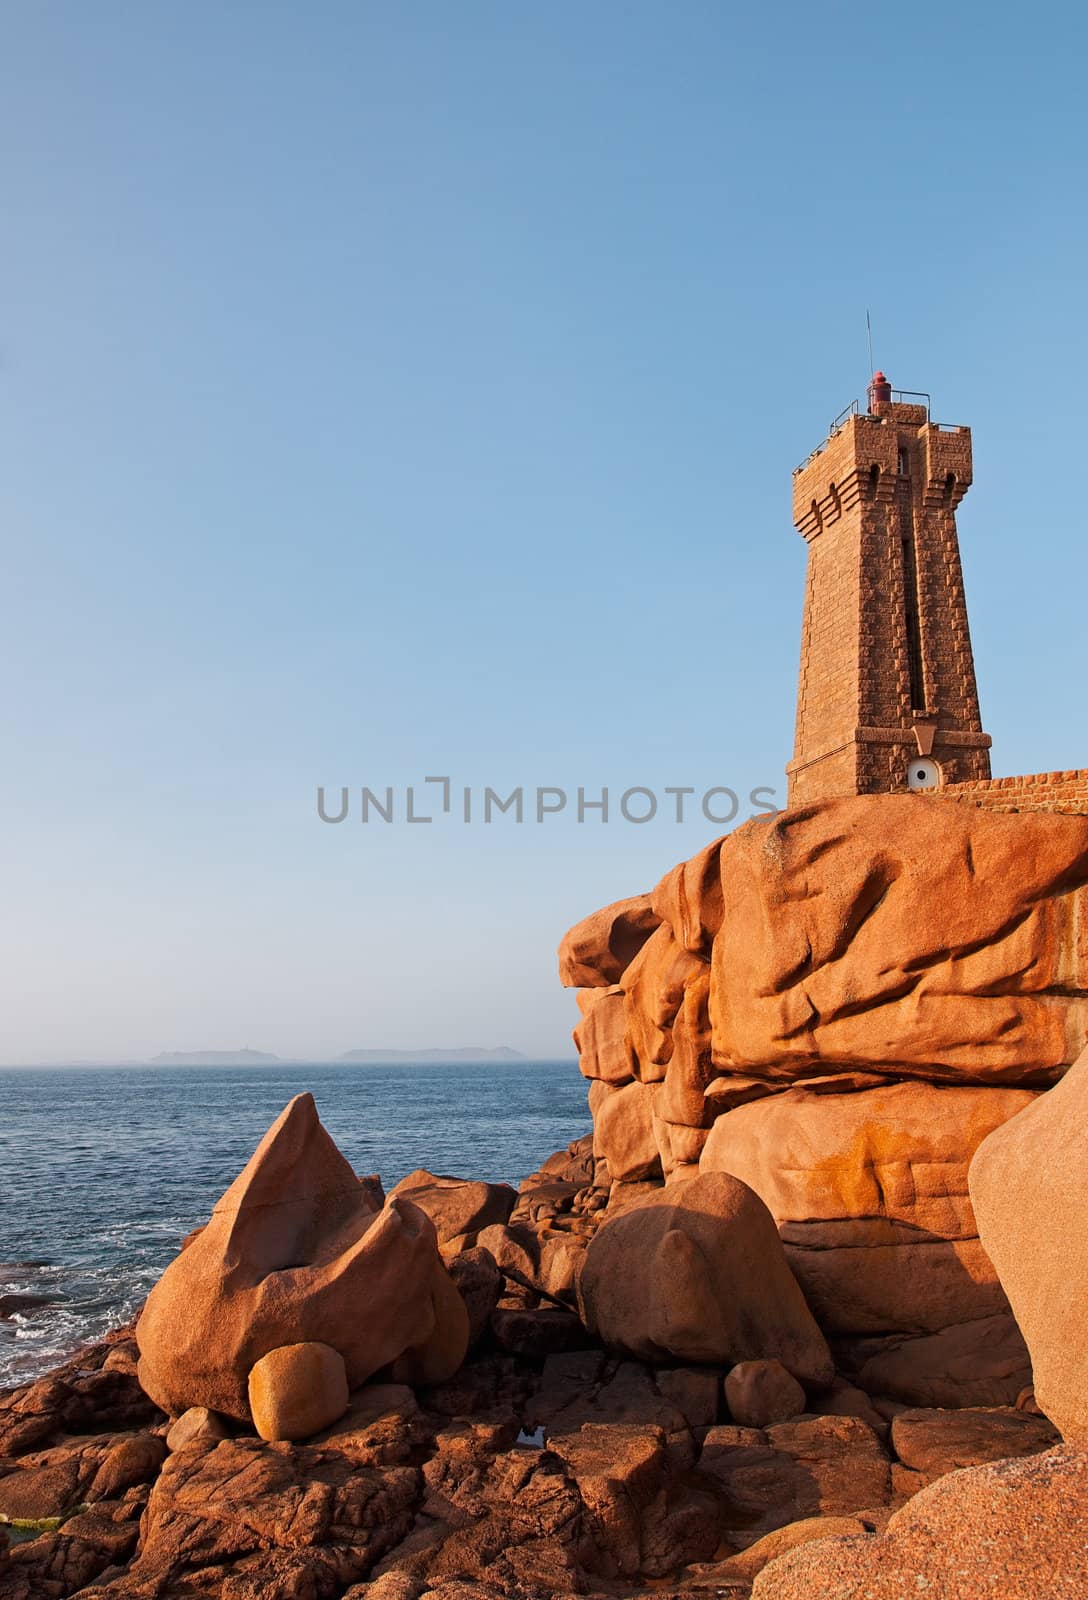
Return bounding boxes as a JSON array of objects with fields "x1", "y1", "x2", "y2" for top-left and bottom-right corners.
[
  {"x1": 708, "y1": 797, "x2": 1088, "y2": 1084},
  {"x1": 700, "y1": 1080, "x2": 1037, "y2": 1336},
  {"x1": 136, "y1": 1093, "x2": 467, "y2": 1423},
  {"x1": 576, "y1": 1171, "x2": 833, "y2": 1382},
  {"x1": 561, "y1": 795, "x2": 1088, "y2": 1381},
  {"x1": 749, "y1": 1443, "x2": 1088, "y2": 1600},
  {"x1": 971, "y1": 1041, "x2": 1088, "y2": 1441}
]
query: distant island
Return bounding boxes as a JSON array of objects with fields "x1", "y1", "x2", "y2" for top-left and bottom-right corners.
[
  {"x1": 337, "y1": 1046, "x2": 527, "y2": 1064},
  {"x1": 149, "y1": 1046, "x2": 528, "y2": 1067},
  {"x1": 152, "y1": 1049, "x2": 282, "y2": 1067}
]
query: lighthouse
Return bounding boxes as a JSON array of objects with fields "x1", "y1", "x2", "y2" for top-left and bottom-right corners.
[{"x1": 787, "y1": 379, "x2": 991, "y2": 805}]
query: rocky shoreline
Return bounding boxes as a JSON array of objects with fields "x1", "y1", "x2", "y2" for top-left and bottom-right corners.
[
  {"x1": 1, "y1": 1128, "x2": 1084, "y2": 1600},
  {"x1": 5, "y1": 794, "x2": 1088, "y2": 1598}
]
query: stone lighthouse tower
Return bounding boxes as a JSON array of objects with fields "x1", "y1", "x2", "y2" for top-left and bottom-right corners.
[{"x1": 786, "y1": 376, "x2": 992, "y2": 805}]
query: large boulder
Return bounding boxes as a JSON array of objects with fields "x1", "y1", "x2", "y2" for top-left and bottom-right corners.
[
  {"x1": 573, "y1": 986, "x2": 634, "y2": 1085},
  {"x1": 699, "y1": 1414, "x2": 891, "y2": 1549},
  {"x1": 700, "y1": 1081, "x2": 1034, "y2": 1336},
  {"x1": 835, "y1": 1313, "x2": 1033, "y2": 1408},
  {"x1": 388, "y1": 1169, "x2": 516, "y2": 1244},
  {"x1": 970, "y1": 1043, "x2": 1088, "y2": 1440},
  {"x1": 136, "y1": 1094, "x2": 468, "y2": 1423},
  {"x1": 589, "y1": 1079, "x2": 662, "y2": 1181},
  {"x1": 619, "y1": 923, "x2": 705, "y2": 1079},
  {"x1": 566, "y1": 796, "x2": 1088, "y2": 1195},
  {"x1": 576, "y1": 1172, "x2": 832, "y2": 1382},
  {"x1": 446, "y1": 1248, "x2": 503, "y2": 1349},
  {"x1": 889, "y1": 1406, "x2": 1057, "y2": 1488},
  {"x1": 649, "y1": 836, "x2": 726, "y2": 957},
  {"x1": 558, "y1": 893, "x2": 660, "y2": 988},
  {"x1": 752, "y1": 1443, "x2": 1088, "y2": 1599},
  {"x1": 711, "y1": 797, "x2": 1088, "y2": 1084},
  {"x1": 724, "y1": 1359, "x2": 806, "y2": 1428},
  {"x1": 656, "y1": 967, "x2": 716, "y2": 1129}
]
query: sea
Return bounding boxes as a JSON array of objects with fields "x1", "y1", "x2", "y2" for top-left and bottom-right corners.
[{"x1": 0, "y1": 1060, "x2": 590, "y2": 1392}]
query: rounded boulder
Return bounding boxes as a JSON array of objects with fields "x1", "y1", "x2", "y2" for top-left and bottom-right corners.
[
  {"x1": 576, "y1": 1171, "x2": 832, "y2": 1383},
  {"x1": 248, "y1": 1341, "x2": 349, "y2": 1442}
]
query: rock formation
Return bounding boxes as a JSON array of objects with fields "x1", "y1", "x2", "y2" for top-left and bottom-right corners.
[
  {"x1": 0, "y1": 1121, "x2": 1074, "y2": 1600},
  {"x1": 389, "y1": 1169, "x2": 517, "y2": 1250},
  {"x1": 7, "y1": 795, "x2": 1088, "y2": 1595},
  {"x1": 562, "y1": 795, "x2": 1088, "y2": 1404},
  {"x1": 699, "y1": 1081, "x2": 1035, "y2": 1336},
  {"x1": 576, "y1": 1172, "x2": 832, "y2": 1380},
  {"x1": 708, "y1": 797, "x2": 1088, "y2": 1082},
  {"x1": 750, "y1": 1442, "x2": 1088, "y2": 1599},
  {"x1": 970, "y1": 1040, "x2": 1088, "y2": 1441},
  {"x1": 247, "y1": 1340, "x2": 350, "y2": 1442},
  {"x1": 723, "y1": 1360, "x2": 806, "y2": 1429},
  {"x1": 135, "y1": 1093, "x2": 468, "y2": 1427}
]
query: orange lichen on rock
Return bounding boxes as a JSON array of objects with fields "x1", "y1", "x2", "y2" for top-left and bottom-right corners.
[{"x1": 700, "y1": 1081, "x2": 1034, "y2": 1336}]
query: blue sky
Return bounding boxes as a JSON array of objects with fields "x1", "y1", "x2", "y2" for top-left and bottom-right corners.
[{"x1": 2, "y1": 3, "x2": 1085, "y2": 1062}]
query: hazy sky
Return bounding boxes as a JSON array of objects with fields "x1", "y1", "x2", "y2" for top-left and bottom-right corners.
[{"x1": 2, "y1": 3, "x2": 1085, "y2": 1063}]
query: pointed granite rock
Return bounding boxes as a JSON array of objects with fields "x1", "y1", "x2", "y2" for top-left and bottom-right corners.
[{"x1": 136, "y1": 1093, "x2": 467, "y2": 1423}]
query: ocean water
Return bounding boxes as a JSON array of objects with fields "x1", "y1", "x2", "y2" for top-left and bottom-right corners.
[{"x1": 0, "y1": 1060, "x2": 590, "y2": 1391}]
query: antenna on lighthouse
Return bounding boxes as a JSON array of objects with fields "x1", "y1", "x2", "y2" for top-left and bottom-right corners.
[{"x1": 866, "y1": 308, "x2": 875, "y2": 384}]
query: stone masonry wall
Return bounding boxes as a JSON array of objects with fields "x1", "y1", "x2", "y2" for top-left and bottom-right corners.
[{"x1": 940, "y1": 769, "x2": 1088, "y2": 816}]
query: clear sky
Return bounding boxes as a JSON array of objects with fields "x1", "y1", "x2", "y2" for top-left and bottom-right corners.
[{"x1": 2, "y1": 3, "x2": 1085, "y2": 1063}]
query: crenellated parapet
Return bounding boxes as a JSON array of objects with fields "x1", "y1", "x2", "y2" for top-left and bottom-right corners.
[
  {"x1": 793, "y1": 412, "x2": 900, "y2": 539},
  {"x1": 794, "y1": 406, "x2": 973, "y2": 539}
]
